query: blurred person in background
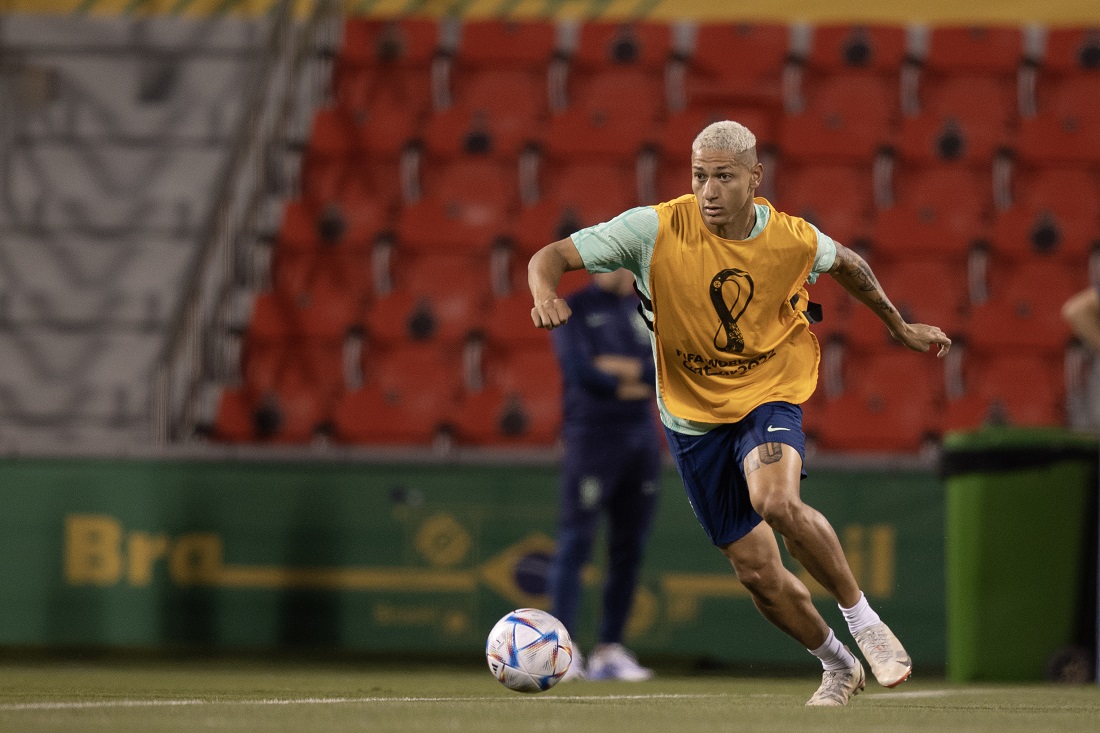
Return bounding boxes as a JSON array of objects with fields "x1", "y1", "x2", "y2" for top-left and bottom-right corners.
[
  {"x1": 1062, "y1": 286, "x2": 1100, "y2": 429},
  {"x1": 529, "y1": 121, "x2": 951, "y2": 706},
  {"x1": 549, "y1": 268, "x2": 661, "y2": 682}
]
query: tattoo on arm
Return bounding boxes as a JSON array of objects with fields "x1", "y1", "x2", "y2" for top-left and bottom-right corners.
[
  {"x1": 744, "y1": 443, "x2": 783, "y2": 476},
  {"x1": 830, "y1": 246, "x2": 900, "y2": 319}
]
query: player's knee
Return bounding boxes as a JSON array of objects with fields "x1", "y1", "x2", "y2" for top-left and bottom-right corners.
[
  {"x1": 754, "y1": 494, "x2": 804, "y2": 533},
  {"x1": 732, "y1": 561, "x2": 783, "y2": 599}
]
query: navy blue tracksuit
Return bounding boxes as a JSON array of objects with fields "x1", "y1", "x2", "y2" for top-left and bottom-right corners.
[{"x1": 548, "y1": 283, "x2": 661, "y2": 645}]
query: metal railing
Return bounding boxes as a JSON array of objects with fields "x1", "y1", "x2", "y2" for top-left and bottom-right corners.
[{"x1": 151, "y1": 0, "x2": 340, "y2": 443}]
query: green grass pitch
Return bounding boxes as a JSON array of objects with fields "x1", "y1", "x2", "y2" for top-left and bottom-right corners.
[{"x1": 1, "y1": 659, "x2": 1098, "y2": 732}]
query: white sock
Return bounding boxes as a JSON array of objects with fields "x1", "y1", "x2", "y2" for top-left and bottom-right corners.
[
  {"x1": 808, "y1": 629, "x2": 856, "y2": 671},
  {"x1": 840, "y1": 592, "x2": 882, "y2": 635}
]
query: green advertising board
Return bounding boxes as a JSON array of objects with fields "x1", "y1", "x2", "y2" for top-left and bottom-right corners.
[{"x1": 0, "y1": 458, "x2": 945, "y2": 667}]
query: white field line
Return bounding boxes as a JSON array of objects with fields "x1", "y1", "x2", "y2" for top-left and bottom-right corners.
[
  {"x1": 0, "y1": 693, "x2": 719, "y2": 712},
  {"x1": 871, "y1": 688, "x2": 1004, "y2": 699}
]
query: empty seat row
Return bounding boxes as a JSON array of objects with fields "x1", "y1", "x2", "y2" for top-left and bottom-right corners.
[
  {"x1": 283, "y1": 153, "x2": 1100, "y2": 267},
  {"x1": 340, "y1": 20, "x2": 1100, "y2": 77},
  {"x1": 215, "y1": 332, "x2": 1069, "y2": 449}
]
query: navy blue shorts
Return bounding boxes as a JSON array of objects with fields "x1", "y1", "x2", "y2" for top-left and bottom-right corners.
[{"x1": 663, "y1": 401, "x2": 807, "y2": 547}]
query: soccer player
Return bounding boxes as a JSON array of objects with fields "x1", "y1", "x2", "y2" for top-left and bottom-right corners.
[
  {"x1": 548, "y1": 268, "x2": 660, "y2": 682},
  {"x1": 528, "y1": 121, "x2": 951, "y2": 706}
]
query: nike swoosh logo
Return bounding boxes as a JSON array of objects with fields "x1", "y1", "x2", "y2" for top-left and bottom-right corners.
[{"x1": 766, "y1": 426, "x2": 791, "y2": 432}]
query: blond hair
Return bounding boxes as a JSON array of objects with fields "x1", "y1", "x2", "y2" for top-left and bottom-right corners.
[{"x1": 692, "y1": 121, "x2": 758, "y2": 162}]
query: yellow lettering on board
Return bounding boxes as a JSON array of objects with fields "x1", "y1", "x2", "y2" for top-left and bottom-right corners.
[
  {"x1": 127, "y1": 532, "x2": 170, "y2": 586},
  {"x1": 64, "y1": 514, "x2": 122, "y2": 585},
  {"x1": 169, "y1": 534, "x2": 223, "y2": 586}
]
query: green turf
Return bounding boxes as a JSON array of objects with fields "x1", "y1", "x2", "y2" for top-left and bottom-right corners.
[{"x1": 1, "y1": 660, "x2": 1098, "y2": 732}]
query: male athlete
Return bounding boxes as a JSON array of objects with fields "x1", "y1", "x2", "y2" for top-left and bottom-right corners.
[{"x1": 528, "y1": 121, "x2": 951, "y2": 706}]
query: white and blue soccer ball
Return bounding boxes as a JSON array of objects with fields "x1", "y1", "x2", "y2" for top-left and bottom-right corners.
[{"x1": 486, "y1": 608, "x2": 574, "y2": 693}]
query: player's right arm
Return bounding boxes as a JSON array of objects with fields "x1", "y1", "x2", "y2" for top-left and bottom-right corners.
[
  {"x1": 528, "y1": 237, "x2": 586, "y2": 330},
  {"x1": 1063, "y1": 287, "x2": 1100, "y2": 352}
]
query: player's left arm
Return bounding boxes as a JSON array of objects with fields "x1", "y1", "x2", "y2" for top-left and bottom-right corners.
[{"x1": 827, "y1": 243, "x2": 952, "y2": 358}]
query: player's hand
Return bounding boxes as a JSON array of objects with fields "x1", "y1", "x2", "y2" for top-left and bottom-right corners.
[
  {"x1": 891, "y1": 323, "x2": 953, "y2": 357},
  {"x1": 531, "y1": 297, "x2": 572, "y2": 330}
]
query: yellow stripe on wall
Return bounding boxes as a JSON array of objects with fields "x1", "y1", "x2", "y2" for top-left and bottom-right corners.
[{"x1": 2, "y1": 0, "x2": 1098, "y2": 23}]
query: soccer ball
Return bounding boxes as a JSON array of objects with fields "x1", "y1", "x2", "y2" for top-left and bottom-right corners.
[{"x1": 486, "y1": 608, "x2": 573, "y2": 693}]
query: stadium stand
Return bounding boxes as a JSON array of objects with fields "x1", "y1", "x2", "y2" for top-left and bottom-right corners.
[
  {"x1": 0, "y1": 11, "x2": 282, "y2": 450},
  {"x1": 199, "y1": 15, "x2": 1095, "y2": 451},
  {"x1": 5, "y1": 8, "x2": 1086, "y2": 453}
]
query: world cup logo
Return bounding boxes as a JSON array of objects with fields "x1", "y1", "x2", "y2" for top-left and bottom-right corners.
[{"x1": 710, "y1": 268, "x2": 754, "y2": 354}]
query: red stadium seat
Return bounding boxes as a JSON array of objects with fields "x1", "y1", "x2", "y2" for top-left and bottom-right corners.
[
  {"x1": 921, "y1": 26, "x2": 1023, "y2": 73},
  {"x1": 484, "y1": 344, "x2": 562, "y2": 399},
  {"x1": 273, "y1": 237, "x2": 375, "y2": 304},
  {"x1": 773, "y1": 163, "x2": 874, "y2": 245},
  {"x1": 805, "y1": 25, "x2": 908, "y2": 72},
  {"x1": 993, "y1": 167, "x2": 1100, "y2": 263},
  {"x1": 278, "y1": 200, "x2": 321, "y2": 252},
  {"x1": 572, "y1": 22, "x2": 672, "y2": 70},
  {"x1": 271, "y1": 249, "x2": 315, "y2": 300},
  {"x1": 514, "y1": 162, "x2": 637, "y2": 255},
  {"x1": 306, "y1": 107, "x2": 357, "y2": 162},
  {"x1": 285, "y1": 283, "x2": 363, "y2": 343},
  {"x1": 898, "y1": 74, "x2": 1015, "y2": 163},
  {"x1": 685, "y1": 23, "x2": 790, "y2": 105},
  {"x1": 365, "y1": 255, "x2": 490, "y2": 344},
  {"x1": 544, "y1": 67, "x2": 664, "y2": 160},
  {"x1": 301, "y1": 154, "x2": 399, "y2": 210},
  {"x1": 396, "y1": 158, "x2": 518, "y2": 255},
  {"x1": 944, "y1": 353, "x2": 1064, "y2": 431},
  {"x1": 1039, "y1": 28, "x2": 1100, "y2": 74},
  {"x1": 246, "y1": 291, "x2": 292, "y2": 344},
  {"x1": 779, "y1": 72, "x2": 898, "y2": 162},
  {"x1": 485, "y1": 292, "x2": 555, "y2": 350},
  {"x1": 423, "y1": 68, "x2": 547, "y2": 158},
  {"x1": 966, "y1": 259, "x2": 1081, "y2": 354},
  {"x1": 338, "y1": 68, "x2": 431, "y2": 157},
  {"x1": 333, "y1": 341, "x2": 461, "y2": 445},
  {"x1": 814, "y1": 349, "x2": 941, "y2": 452},
  {"x1": 246, "y1": 358, "x2": 331, "y2": 444},
  {"x1": 1016, "y1": 75, "x2": 1100, "y2": 165},
  {"x1": 454, "y1": 20, "x2": 558, "y2": 68},
  {"x1": 873, "y1": 164, "x2": 992, "y2": 260},
  {"x1": 213, "y1": 388, "x2": 255, "y2": 442},
  {"x1": 453, "y1": 385, "x2": 561, "y2": 446},
  {"x1": 340, "y1": 18, "x2": 439, "y2": 67},
  {"x1": 333, "y1": 385, "x2": 451, "y2": 445}
]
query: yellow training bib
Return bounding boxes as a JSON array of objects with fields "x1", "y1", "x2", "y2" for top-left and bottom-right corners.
[{"x1": 649, "y1": 195, "x2": 821, "y2": 423}]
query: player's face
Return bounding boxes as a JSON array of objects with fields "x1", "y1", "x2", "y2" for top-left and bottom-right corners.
[{"x1": 691, "y1": 148, "x2": 762, "y2": 237}]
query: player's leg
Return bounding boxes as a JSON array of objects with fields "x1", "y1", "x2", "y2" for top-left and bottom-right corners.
[
  {"x1": 588, "y1": 432, "x2": 660, "y2": 681},
  {"x1": 740, "y1": 403, "x2": 912, "y2": 688},
  {"x1": 664, "y1": 420, "x2": 861, "y2": 704},
  {"x1": 742, "y1": 443, "x2": 860, "y2": 607},
  {"x1": 720, "y1": 520, "x2": 828, "y2": 646},
  {"x1": 549, "y1": 440, "x2": 602, "y2": 680},
  {"x1": 721, "y1": 521, "x2": 864, "y2": 706}
]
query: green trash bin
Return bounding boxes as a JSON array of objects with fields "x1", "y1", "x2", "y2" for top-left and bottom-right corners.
[{"x1": 944, "y1": 426, "x2": 1097, "y2": 682}]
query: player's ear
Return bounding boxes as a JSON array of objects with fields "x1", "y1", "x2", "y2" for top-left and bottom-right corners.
[{"x1": 749, "y1": 161, "x2": 764, "y2": 192}]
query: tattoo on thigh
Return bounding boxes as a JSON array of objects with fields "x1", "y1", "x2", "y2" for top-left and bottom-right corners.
[
  {"x1": 744, "y1": 443, "x2": 783, "y2": 476},
  {"x1": 761, "y1": 442, "x2": 783, "y2": 465}
]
